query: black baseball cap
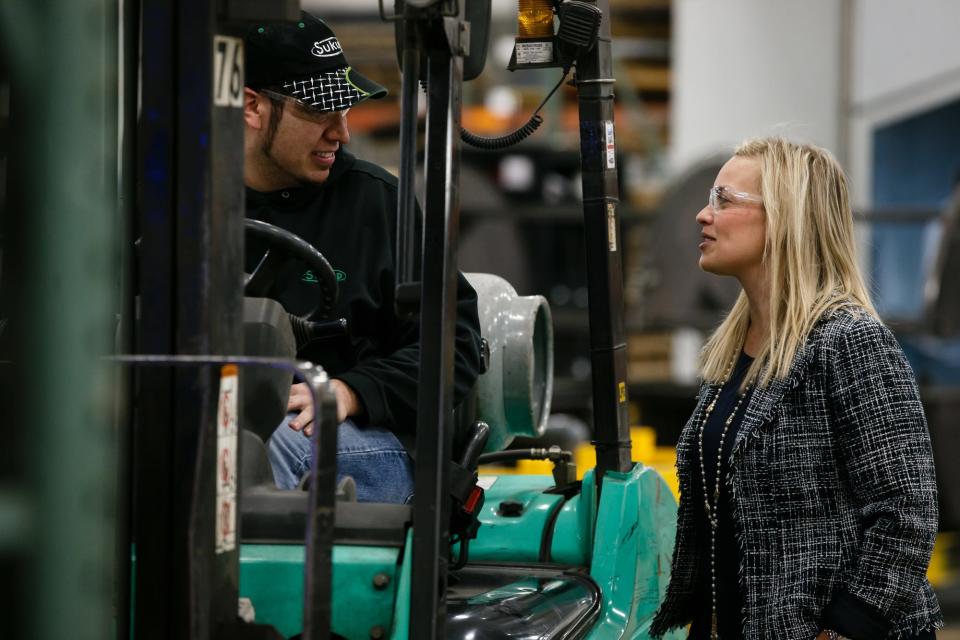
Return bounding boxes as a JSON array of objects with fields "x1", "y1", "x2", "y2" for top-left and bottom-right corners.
[{"x1": 245, "y1": 12, "x2": 387, "y2": 113}]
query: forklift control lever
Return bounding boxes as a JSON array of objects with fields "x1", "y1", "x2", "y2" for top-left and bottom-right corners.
[
  {"x1": 459, "y1": 421, "x2": 491, "y2": 471},
  {"x1": 287, "y1": 315, "x2": 349, "y2": 350}
]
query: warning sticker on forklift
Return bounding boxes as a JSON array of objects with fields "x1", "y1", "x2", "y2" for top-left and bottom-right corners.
[
  {"x1": 607, "y1": 203, "x2": 617, "y2": 252},
  {"x1": 477, "y1": 476, "x2": 499, "y2": 491},
  {"x1": 515, "y1": 41, "x2": 553, "y2": 65},
  {"x1": 605, "y1": 121, "x2": 616, "y2": 169},
  {"x1": 216, "y1": 498, "x2": 235, "y2": 554},
  {"x1": 214, "y1": 36, "x2": 244, "y2": 108},
  {"x1": 216, "y1": 365, "x2": 238, "y2": 553}
]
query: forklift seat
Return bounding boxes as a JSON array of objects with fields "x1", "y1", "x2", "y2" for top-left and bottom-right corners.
[
  {"x1": 238, "y1": 274, "x2": 553, "y2": 492},
  {"x1": 241, "y1": 297, "x2": 298, "y2": 443},
  {"x1": 237, "y1": 274, "x2": 552, "y2": 532}
]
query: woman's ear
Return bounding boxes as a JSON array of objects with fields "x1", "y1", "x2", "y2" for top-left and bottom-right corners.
[{"x1": 243, "y1": 88, "x2": 266, "y2": 130}]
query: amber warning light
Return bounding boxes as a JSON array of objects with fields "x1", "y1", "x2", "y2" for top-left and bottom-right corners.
[
  {"x1": 518, "y1": 0, "x2": 555, "y2": 38},
  {"x1": 510, "y1": 0, "x2": 556, "y2": 69}
]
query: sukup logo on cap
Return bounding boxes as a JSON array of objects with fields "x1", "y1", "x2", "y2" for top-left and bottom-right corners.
[{"x1": 311, "y1": 37, "x2": 342, "y2": 58}]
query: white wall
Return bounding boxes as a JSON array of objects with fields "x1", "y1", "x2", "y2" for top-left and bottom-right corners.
[
  {"x1": 846, "y1": 0, "x2": 960, "y2": 207},
  {"x1": 669, "y1": 0, "x2": 845, "y2": 174},
  {"x1": 671, "y1": 0, "x2": 960, "y2": 207},
  {"x1": 851, "y1": 0, "x2": 960, "y2": 108}
]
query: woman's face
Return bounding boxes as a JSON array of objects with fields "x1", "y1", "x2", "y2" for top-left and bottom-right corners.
[{"x1": 696, "y1": 156, "x2": 766, "y2": 281}]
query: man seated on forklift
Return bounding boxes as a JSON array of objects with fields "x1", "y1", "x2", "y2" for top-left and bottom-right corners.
[{"x1": 242, "y1": 12, "x2": 482, "y2": 503}]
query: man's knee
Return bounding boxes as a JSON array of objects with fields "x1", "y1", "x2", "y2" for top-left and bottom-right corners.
[
  {"x1": 267, "y1": 416, "x2": 414, "y2": 502},
  {"x1": 336, "y1": 420, "x2": 414, "y2": 503}
]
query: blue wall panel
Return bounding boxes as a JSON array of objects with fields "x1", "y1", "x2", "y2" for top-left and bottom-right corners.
[{"x1": 871, "y1": 98, "x2": 960, "y2": 320}]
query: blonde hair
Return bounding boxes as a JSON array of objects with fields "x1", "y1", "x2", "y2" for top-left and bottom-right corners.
[{"x1": 701, "y1": 137, "x2": 877, "y2": 388}]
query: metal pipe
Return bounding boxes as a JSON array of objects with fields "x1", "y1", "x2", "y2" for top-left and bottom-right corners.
[
  {"x1": 113, "y1": 0, "x2": 140, "y2": 635},
  {"x1": 409, "y1": 34, "x2": 464, "y2": 640},
  {"x1": 396, "y1": 16, "x2": 421, "y2": 295},
  {"x1": 574, "y1": 0, "x2": 633, "y2": 491}
]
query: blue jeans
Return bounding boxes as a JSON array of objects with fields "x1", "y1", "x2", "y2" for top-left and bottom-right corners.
[{"x1": 267, "y1": 413, "x2": 415, "y2": 504}]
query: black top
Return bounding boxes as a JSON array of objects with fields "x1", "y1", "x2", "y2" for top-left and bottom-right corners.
[
  {"x1": 690, "y1": 351, "x2": 753, "y2": 640},
  {"x1": 245, "y1": 148, "x2": 482, "y2": 441}
]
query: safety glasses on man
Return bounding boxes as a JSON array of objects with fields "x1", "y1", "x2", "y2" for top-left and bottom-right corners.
[{"x1": 260, "y1": 88, "x2": 350, "y2": 125}]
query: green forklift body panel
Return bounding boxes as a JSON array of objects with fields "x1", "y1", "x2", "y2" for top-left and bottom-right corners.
[
  {"x1": 550, "y1": 469, "x2": 597, "y2": 565},
  {"x1": 240, "y1": 543, "x2": 401, "y2": 639},
  {"x1": 466, "y1": 471, "x2": 597, "y2": 566},
  {"x1": 466, "y1": 475, "x2": 564, "y2": 562},
  {"x1": 234, "y1": 464, "x2": 678, "y2": 639},
  {"x1": 585, "y1": 463, "x2": 681, "y2": 640}
]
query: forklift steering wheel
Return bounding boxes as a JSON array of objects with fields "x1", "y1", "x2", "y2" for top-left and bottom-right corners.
[{"x1": 244, "y1": 218, "x2": 338, "y2": 320}]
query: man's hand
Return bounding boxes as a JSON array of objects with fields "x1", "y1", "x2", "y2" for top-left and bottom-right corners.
[{"x1": 287, "y1": 379, "x2": 362, "y2": 436}]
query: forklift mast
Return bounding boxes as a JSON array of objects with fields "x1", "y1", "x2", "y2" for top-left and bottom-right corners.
[
  {"x1": 393, "y1": 3, "x2": 467, "y2": 637},
  {"x1": 572, "y1": 0, "x2": 634, "y2": 482},
  {"x1": 394, "y1": 0, "x2": 629, "y2": 636},
  {"x1": 133, "y1": 0, "x2": 299, "y2": 638}
]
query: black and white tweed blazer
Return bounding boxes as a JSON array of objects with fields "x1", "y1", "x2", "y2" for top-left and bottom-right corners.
[{"x1": 651, "y1": 308, "x2": 942, "y2": 639}]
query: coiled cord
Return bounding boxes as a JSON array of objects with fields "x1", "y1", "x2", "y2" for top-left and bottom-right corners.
[
  {"x1": 419, "y1": 71, "x2": 570, "y2": 151},
  {"x1": 461, "y1": 113, "x2": 544, "y2": 150},
  {"x1": 460, "y1": 70, "x2": 569, "y2": 150}
]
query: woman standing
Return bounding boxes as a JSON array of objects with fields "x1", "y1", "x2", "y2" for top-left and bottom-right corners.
[{"x1": 650, "y1": 138, "x2": 942, "y2": 639}]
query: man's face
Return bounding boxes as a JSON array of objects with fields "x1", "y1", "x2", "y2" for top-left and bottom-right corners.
[{"x1": 254, "y1": 92, "x2": 351, "y2": 189}]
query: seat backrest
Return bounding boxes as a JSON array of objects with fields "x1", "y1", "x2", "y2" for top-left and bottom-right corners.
[
  {"x1": 242, "y1": 297, "x2": 297, "y2": 442},
  {"x1": 240, "y1": 428, "x2": 276, "y2": 491},
  {"x1": 465, "y1": 273, "x2": 553, "y2": 453}
]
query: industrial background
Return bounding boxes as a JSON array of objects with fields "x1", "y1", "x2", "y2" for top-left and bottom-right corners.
[
  {"x1": 0, "y1": 0, "x2": 958, "y2": 637},
  {"x1": 311, "y1": 0, "x2": 960, "y2": 631}
]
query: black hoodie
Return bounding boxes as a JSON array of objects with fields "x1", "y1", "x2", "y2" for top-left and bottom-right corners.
[{"x1": 245, "y1": 148, "x2": 482, "y2": 438}]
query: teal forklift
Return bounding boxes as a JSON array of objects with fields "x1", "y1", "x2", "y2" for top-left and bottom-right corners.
[
  {"x1": 0, "y1": 0, "x2": 678, "y2": 638},
  {"x1": 228, "y1": 2, "x2": 680, "y2": 638}
]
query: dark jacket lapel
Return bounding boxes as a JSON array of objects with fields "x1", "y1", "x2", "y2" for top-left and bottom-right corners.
[
  {"x1": 676, "y1": 385, "x2": 715, "y2": 473},
  {"x1": 729, "y1": 336, "x2": 816, "y2": 464}
]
